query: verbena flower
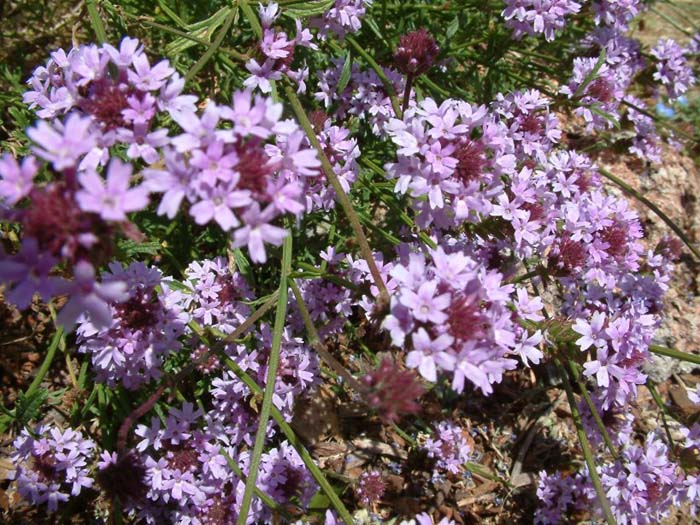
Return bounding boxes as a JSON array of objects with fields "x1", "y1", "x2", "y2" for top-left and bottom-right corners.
[
  {"x1": 11, "y1": 425, "x2": 96, "y2": 512},
  {"x1": 652, "y1": 38, "x2": 697, "y2": 101},
  {"x1": 502, "y1": 0, "x2": 582, "y2": 41},
  {"x1": 423, "y1": 420, "x2": 471, "y2": 476}
]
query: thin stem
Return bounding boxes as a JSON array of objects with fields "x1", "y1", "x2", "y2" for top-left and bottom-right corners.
[
  {"x1": 649, "y1": 344, "x2": 700, "y2": 365},
  {"x1": 284, "y1": 85, "x2": 389, "y2": 304},
  {"x1": 219, "y1": 290, "x2": 280, "y2": 342},
  {"x1": 402, "y1": 73, "x2": 414, "y2": 114},
  {"x1": 567, "y1": 359, "x2": 619, "y2": 460},
  {"x1": 238, "y1": 234, "x2": 292, "y2": 525},
  {"x1": 598, "y1": 167, "x2": 700, "y2": 261},
  {"x1": 289, "y1": 279, "x2": 367, "y2": 394},
  {"x1": 650, "y1": 5, "x2": 694, "y2": 37},
  {"x1": 646, "y1": 380, "x2": 677, "y2": 453},
  {"x1": 464, "y1": 462, "x2": 513, "y2": 488},
  {"x1": 25, "y1": 326, "x2": 64, "y2": 400},
  {"x1": 554, "y1": 358, "x2": 617, "y2": 525},
  {"x1": 112, "y1": 8, "x2": 247, "y2": 61},
  {"x1": 622, "y1": 99, "x2": 699, "y2": 144}
]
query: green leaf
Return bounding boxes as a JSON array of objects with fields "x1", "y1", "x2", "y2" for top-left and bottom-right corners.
[
  {"x1": 161, "y1": 278, "x2": 193, "y2": 294},
  {"x1": 336, "y1": 51, "x2": 353, "y2": 95},
  {"x1": 164, "y1": 7, "x2": 233, "y2": 55},
  {"x1": 282, "y1": 0, "x2": 336, "y2": 18},
  {"x1": 116, "y1": 239, "x2": 162, "y2": 257},
  {"x1": 15, "y1": 389, "x2": 49, "y2": 427},
  {"x1": 232, "y1": 248, "x2": 254, "y2": 286},
  {"x1": 447, "y1": 16, "x2": 460, "y2": 39}
]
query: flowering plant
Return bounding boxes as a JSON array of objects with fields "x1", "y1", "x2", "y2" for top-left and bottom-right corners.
[{"x1": 2, "y1": 0, "x2": 700, "y2": 523}]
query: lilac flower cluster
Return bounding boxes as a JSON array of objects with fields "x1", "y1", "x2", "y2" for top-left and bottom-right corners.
[
  {"x1": 625, "y1": 95, "x2": 662, "y2": 164},
  {"x1": 651, "y1": 38, "x2": 697, "y2": 101},
  {"x1": 355, "y1": 470, "x2": 386, "y2": 506},
  {"x1": 536, "y1": 434, "x2": 689, "y2": 524},
  {"x1": 315, "y1": 57, "x2": 406, "y2": 133},
  {"x1": 384, "y1": 97, "x2": 507, "y2": 228},
  {"x1": 171, "y1": 258, "x2": 319, "y2": 422},
  {"x1": 379, "y1": 81, "x2": 680, "y2": 413},
  {"x1": 289, "y1": 248, "x2": 354, "y2": 337},
  {"x1": 592, "y1": 0, "x2": 644, "y2": 30},
  {"x1": 245, "y1": 3, "x2": 316, "y2": 94},
  {"x1": 304, "y1": 117, "x2": 361, "y2": 211},
  {"x1": 128, "y1": 403, "x2": 317, "y2": 523},
  {"x1": 310, "y1": 0, "x2": 372, "y2": 40},
  {"x1": 423, "y1": 420, "x2": 472, "y2": 476},
  {"x1": 144, "y1": 90, "x2": 320, "y2": 263},
  {"x1": 22, "y1": 37, "x2": 189, "y2": 167},
  {"x1": 11, "y1": 426, "x2": 96, "y2": 512},
  {"x1": 384, "y1": 246, "x2": 518, "y2": 394},
  {"x1": 561, "y1": 57, "x2": 628, "y2": 132},
  {"x1": 76, "y1": 261, "x2": 188, "y2": 389},
  {"x1": 1, "y1": 36, "x2": 323, "y2": 335},
  {"x1": 502, "y1": 0, "x2": 582, "y2": 41}
]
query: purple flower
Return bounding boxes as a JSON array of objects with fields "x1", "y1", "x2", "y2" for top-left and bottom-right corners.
[
  {"x1": 103, "y1": 36, "x2": 143, "y2": 67},
  {"x1": 0, "y1": 238, "x2": 60, "y2": 309},
  {"x1": 11, "y1": 425, "x2": 96, "y2": 512},
  {"x1": 189, "y1": 180, "x2": 251, "y2": 231},
  {"x1": 394, "y1": 28, "x2": 440, "y2": 77},
  {"x1": 502, "y1": 0, "x2": 582, "y2": 41},
  {"x1": 406, "y1": 328, "x2": 455, "y2": 382},
  {"x1": 27, "y1": 113, "x2": 96, "y2": 170},
  {"x1": 76, "y1": 159, "x2": 149, "y2": 221},
  {"x1": 423, "y1": 420, "x2": 471, "y2": 476},
  {"x1": 56, "y1": 260, "x2": 129, "y2": 331},
  {"x1": 0, "y1": 154, "x2": 38, "y2": 207},
  {"x1": 232, "y1": 203, "x2": 288, "y2": 263},
  {"x1": 572, "y1": 311, "x2": 607, "y2": 351},
  {"x1": 651, "y1": 38, "x2": 697, "y2": 101},
  {"x1": 399, "y1": 280, "x2": 451, "y2": 324},
  {"x1": 128, "y1": 53, "x2": 174, "y2": 91}
]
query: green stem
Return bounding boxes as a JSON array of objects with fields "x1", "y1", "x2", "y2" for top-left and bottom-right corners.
[
  {"x1": 220, "y1": 289, "x2": 280, "y2": 342},
  {"x1": 622, "y1": 99, "x2": 699, "y2": 143},
  {"x1": 598, "y1": 167, "x2": 700, "y2": 261},
  {"x1": 343, "y1": 35, "x2": 403, "y2": 118},
  {"x1": 464, "y1": 462, "x2": 513, "y2": 488},
  {"x1": 185, "y1": 7, "x2": 238, "y2": 81},
  {"x1": 284, "y1": 85, "x2": 389, "y2": 303},
  {"x1": 237, "y1": 234, "x2": 292, "y2": 525},
  {"x1": 26, "y1": 326, "x2": 64, "y2": 400},
  {"x1": 650, "y1": 5, "x2": 694, "y2": 37},
  {"x1": 646, "y1": 380, "x2": 676, "y2": 453},
  {"x1": 649, "y1": 344, "x2": 700, "y2": 365},
  {"x1": 567, "y1": 359, "x2": 619, "y2": 459},
  {"x1": 555, "y1": 358, "x2": 617, "y2": 525},
  {"x1": 221, "y1": 355, "x2": 354, "y2": 525},
  {"x1": 116, "y1": 10, "x2": 247, "y2": 61},
  {"x1": 402, "y1": 73, "x2": 414, "y2": 114}
]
